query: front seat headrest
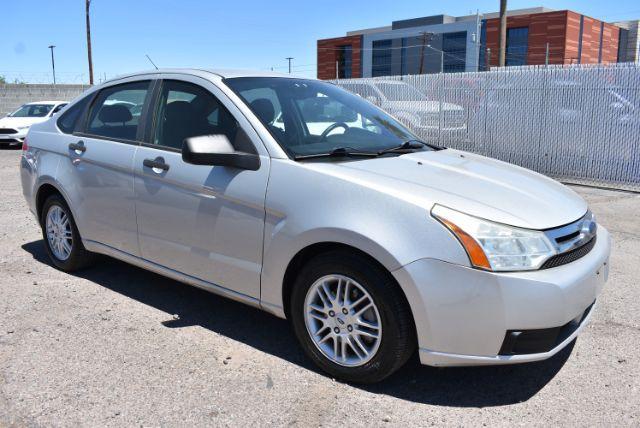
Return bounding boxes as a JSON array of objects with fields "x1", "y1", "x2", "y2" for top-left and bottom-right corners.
[
  {"x1": 98, "y1": 104, "x2": 133, "y2": 124},
  {"x1": 165, "y1": 101, "x2": 195, "y2": 122},
  {"x1": 250, "y1": 98, "x2": 275, "y2": 124}
]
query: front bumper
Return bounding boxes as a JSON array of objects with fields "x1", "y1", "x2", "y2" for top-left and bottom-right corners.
[
  {"x1": 392, "y1": 226, "x2": 611, "y2": 367},
  {"x1": 0, "y1": 130, "x2": 26, "y2": 145}
]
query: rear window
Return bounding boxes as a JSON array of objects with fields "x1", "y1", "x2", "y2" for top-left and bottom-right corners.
[
  {"x1": 57, "y1": 96, "x2": 91, "y2": 134},
  {"x1": 85, "y1": 81, "x2": 150, "y2": 141}
]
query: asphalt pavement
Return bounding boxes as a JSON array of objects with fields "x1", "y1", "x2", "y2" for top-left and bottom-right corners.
[{"x1": 0, "y1": 149, "x2": 638, "y2": 426}]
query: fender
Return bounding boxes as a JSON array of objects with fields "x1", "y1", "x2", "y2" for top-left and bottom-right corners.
[{"x1": 260, "y1": 226, "x2": 402, "y2": 317}]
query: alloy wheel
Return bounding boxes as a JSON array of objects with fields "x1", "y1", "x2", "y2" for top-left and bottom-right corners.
[
  {"x1": 46, "y1": 205, "x2": 73, "y2": 261},
  {"x1": 304, "y1": 274, "x2": 382, "y2": 367}
]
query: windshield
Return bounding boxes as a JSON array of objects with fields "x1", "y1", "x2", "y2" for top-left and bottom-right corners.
[
  {"x1": 373, "y1": 82, "x2": 428, "y2": 102},
  {"x1": 225, "y1": 77, "x2": 427, "y2": 158},
  {"x1": 10, "y1": 104, "x2": 54, "y2": 118}
]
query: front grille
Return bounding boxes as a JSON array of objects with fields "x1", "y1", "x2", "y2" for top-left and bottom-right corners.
[
  {"x1": 498, "y1": 302, "x2": 594, "y2": 355},
  {"x1": 0, "y1": 128, "x2": 18, "y2": 135},
  {"x1": 541, "y1": 236, "x2": 596, "y2": 269},
  {"x1": 0, "y1": 138, "x2": 21, "y2": 144}
]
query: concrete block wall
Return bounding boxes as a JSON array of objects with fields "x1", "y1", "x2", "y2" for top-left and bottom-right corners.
[{"x1": 0, "y1": 84, "x2": 91, "y2": 118}]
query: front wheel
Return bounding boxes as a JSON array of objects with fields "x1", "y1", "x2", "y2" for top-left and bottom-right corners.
[{"x1": 290, "y1": 251, "x2": 416, "y2": 383}]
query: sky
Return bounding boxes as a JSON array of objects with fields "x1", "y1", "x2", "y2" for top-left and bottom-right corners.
[{"x1": 2, "y1": 0, "x2": 640, "y2": 83}]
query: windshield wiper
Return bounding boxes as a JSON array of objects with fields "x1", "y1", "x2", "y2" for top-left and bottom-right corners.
[
  {"x1": 377, "y1": 139, "x2": 444, "y2": 155},
  {"x1": 293, "y1": 147, "x2": 380, "y2": 160}
]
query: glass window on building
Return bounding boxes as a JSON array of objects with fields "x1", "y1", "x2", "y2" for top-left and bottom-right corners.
[
  {"x1": 479, "y1": 21, "x2": 488, "y2": 70},
  {"x1": 337, "y1": 45, "x2": 353, "y2": 78},
  {"x1": 372, "y1": 39, "x2": 393, "y2": 77},
  {"x1": 400, "y1": 36, "x2": 426, "y2": 75},
  {"x1": 442, "y1": 31, "x2": 467, "y2": 72},
  {"x1": 506, "y1": 27, "x2": 529, "y2": 66}
]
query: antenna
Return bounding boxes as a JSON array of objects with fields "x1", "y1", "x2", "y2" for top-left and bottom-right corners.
[{"x1": 145, "y1": 54, "x2": 159, "y2": 70}]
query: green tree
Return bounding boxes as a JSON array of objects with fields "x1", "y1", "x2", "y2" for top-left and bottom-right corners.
[{"x1": 0, "y1": 75, "x2": 6, "y2": 84}]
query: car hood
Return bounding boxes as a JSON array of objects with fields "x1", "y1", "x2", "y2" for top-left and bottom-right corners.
[
  {"x1": 0, "y1": 116, "x2": 48, "y2": 128},
  {"x1": 305, "y1": 149, "x2": 587, "y2": 230}
]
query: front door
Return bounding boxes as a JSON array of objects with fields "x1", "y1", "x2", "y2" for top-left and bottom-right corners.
[{"x1": 133, "y1": 77, "x2": 269, "y2": 299}]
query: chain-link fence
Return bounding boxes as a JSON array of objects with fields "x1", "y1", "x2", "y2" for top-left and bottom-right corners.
[{"x1": 333, "y1": 63, "x2": 640, "y2": 192}]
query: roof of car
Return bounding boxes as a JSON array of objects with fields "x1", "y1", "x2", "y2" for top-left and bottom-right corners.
[{"x1": 104, "y1": 68, "x2": 309, "y2": 84}]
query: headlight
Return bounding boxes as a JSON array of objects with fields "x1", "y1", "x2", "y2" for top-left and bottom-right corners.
[
  {"x1": 431, "y1": 205, "x2": 556, "y2": 271},
  {"x1": 16, "y1": 125, "x2": 30, "y2": 130}
]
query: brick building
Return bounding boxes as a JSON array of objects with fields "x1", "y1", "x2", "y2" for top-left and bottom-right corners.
[
  {"x1": 317, "y1": 35, "x2": 362, "y2": 80},
  {"x1": 482, "y1": 10, "x2": 621, "y2": 67},
  {"x1": 317, "y1": 7, "x2": 632, "y2": 79}
]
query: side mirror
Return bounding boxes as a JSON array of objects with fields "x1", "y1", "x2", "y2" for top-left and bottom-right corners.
[{"x1": 182, "y1": 135, "x2": 260, "y2": 171}]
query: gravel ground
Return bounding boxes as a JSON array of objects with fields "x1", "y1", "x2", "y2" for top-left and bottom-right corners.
[{"x1": 0, "y1": 148, "x2": 638, "y2": 427}]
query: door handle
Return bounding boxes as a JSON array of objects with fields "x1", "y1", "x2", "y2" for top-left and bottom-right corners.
[
  {"x1": 68, "y1": 140, "x2": 86, "y2": 153},
  {"x1": 143, "y1": 157, "x2": 170, "y2": 172}
]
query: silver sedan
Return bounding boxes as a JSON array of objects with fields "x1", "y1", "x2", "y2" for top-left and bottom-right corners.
[{"x1": 20, "y1": 69, "x2": 610, "y2": 383}]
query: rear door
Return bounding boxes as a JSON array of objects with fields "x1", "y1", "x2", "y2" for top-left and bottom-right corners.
[
  {"x1": 56, "y1": 78, "x2": 154, "y2": 256},
  {"x1": 133, "y1": 75, "x2": 270, "y2": 299}
]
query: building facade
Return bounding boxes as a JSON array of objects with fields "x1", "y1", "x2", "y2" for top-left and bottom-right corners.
[
  {"x1": 614, "y1": 20, "x2": 640, "y2": 63},
  {"x1": 481, "y1": 10, "x2": 621, "y2": 68},
  {"x1": 317, "y1": 7, "x2": 632, "y2": 79},
  {"x1": 317, "y1": 35, "x2": 363, "y2": 80}
]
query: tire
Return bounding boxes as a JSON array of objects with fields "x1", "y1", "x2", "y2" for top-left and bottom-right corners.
[
  {"x1": 41, "y1": 194, "x2": 95, "y2": 271},
  {"x1": 290, "y1": 250, "x2": 416, "y2": 383}
]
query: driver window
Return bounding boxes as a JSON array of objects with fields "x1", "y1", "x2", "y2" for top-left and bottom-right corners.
[{"x1": 153, "y1": 80, "x2": 253, "y2": 152}]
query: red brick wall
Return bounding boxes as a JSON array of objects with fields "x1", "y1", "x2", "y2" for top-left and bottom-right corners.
[
  {"x1": 527, "y1": 11, "x2": 569, "y2": 64},
  {"x1": 600, "y1": 23, "x2": 620, "y2": 63},
  {"x1": 317, "y1": 35, "x2": 362, "y2": 80},
  {"x1": 580, "y1": 16, "x2": 601, "y2": 63},
  {"x1": 565, "y1": 11, "x2": 581, "y2": 63},
  {"x1": 484, "y1": 10, "x2": 620, "y2": 67}
]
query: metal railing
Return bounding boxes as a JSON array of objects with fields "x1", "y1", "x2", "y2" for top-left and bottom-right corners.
[{"x1": 333, "y1": 63, "x2": 640, "y2": 192}]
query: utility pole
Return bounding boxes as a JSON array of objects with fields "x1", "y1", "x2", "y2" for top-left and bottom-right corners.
[
  {"x1": 418, "y1": 32, "x2": 432, "y2": 75},
  {"x1": 86, "y1": 0, "x2": 94, "y2": 85},
  {"x1": 286, "y1": 57, "x2": 294, "y2": 74},
  {"x1": 498, "y1": 0, "x2": 507, "y2": 67},
  {"x1": 48, "y1": 45, "x2": 56, "y2": 84}
]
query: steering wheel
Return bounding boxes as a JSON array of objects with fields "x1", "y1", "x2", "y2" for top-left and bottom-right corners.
[{"x1": 319, "y1": 122, "x2": 349, "y2": 142}]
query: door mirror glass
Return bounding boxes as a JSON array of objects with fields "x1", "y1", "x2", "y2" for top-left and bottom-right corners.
[{"x1": 182, "y1": 134, "x2": 260, "y2": 170}]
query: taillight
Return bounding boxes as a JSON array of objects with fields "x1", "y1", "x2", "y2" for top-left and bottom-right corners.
[{"x1": 22, "y1": 138, "x2": 28, "y2": 151}]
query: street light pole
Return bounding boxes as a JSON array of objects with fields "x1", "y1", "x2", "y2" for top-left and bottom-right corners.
[
  {"x1": 286, "y1": 57, "x2": 294, "y2": 74},
  {"x1": 48, "y1": 45, "x2": 56, "y2": 84}
]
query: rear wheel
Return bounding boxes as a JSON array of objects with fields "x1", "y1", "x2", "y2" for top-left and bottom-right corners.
[
  {"x1": 290, "y1": 250, "x2": 416, "y2": 383},
  {"x1": 41, "y1": 194, "x2": 95, "y2": 271}
]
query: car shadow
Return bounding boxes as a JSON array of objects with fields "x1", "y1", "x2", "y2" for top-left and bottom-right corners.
[{"x1": 22, "y1": 239, "x2": 573, "y2": 407}]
